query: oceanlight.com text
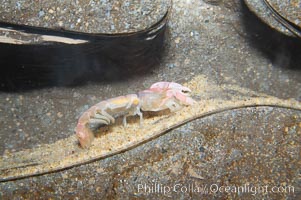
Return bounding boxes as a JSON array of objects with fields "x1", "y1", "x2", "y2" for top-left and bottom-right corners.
[{"x1": 137, "y1": 182, "x2": 294, "y2": 196}]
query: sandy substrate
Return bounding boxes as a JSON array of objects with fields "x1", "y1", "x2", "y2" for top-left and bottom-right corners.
[
  {"x1": 1, "y1": 75, "x2": 300, "y2": 182},
  {"x1": 0, "y1": 0, "x2": 170, "y2": 34}
]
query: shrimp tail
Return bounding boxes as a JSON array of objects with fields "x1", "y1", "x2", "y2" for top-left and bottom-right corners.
[
  {"x1": 76, "y1": 123, "x2": 94, "y2": 148},
  {"x1": 76, "y1": 112, "x2": 95, "y2": 148}
]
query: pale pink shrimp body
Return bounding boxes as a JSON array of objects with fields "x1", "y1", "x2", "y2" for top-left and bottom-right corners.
[{"x1": 76, "y1": 82, "x2": 195, "y2": 148}]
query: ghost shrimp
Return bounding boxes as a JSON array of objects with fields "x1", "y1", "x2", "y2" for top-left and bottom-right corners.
[{"x1": 76, "y1": 82, "x2": 195, "y2": 148}]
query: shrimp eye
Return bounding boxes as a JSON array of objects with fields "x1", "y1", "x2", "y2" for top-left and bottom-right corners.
[{"x1": 182, "y1": 90, "x2": 190, "y2": 94}]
